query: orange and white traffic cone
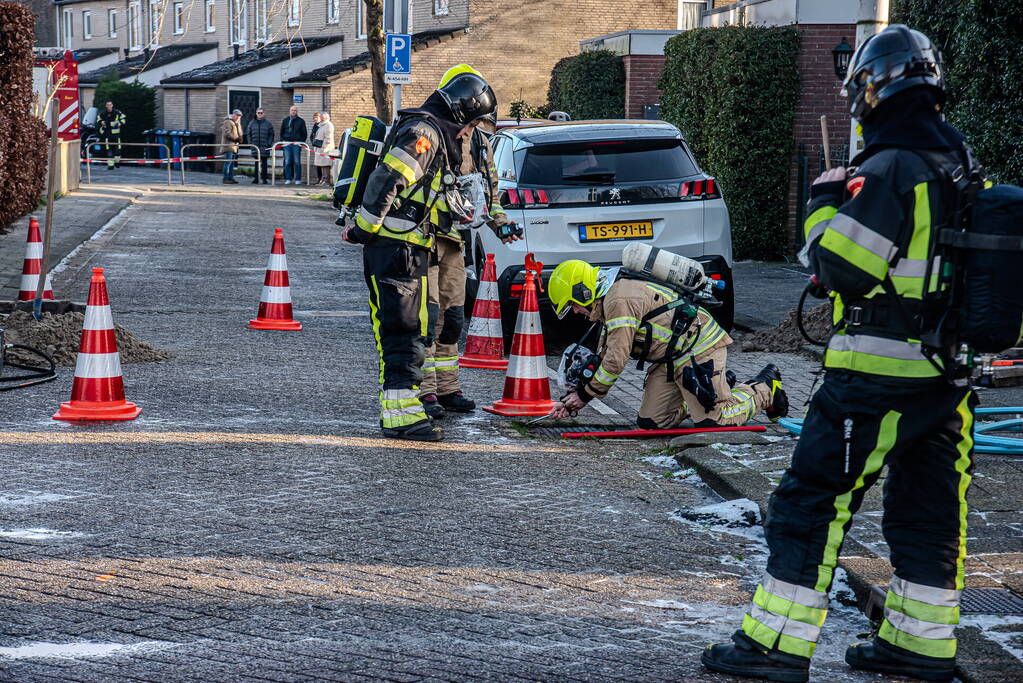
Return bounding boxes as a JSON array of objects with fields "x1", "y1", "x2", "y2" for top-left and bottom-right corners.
[
  {"x1": 460, "y1": 253, "x2": 507, "y2": 370},
  {"x1": 483, "y1": 256, "x2": 555, "y2": 416},
  {"x1": 53, "y1": 268, "x2": 141, "y2": 421},
  {"x1": 19, "y1": 217, "x2": 55, "y2": 301},
  {"x1": 248, "y1": 228, "x2": 302, "y2": 331}
]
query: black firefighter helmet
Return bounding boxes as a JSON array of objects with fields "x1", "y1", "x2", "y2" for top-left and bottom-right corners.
[
  {"x1": 437, "y1": 72, "x2": 497, "y2": 125},
  {"x1": 842, "y1": 24, "x2": 946, "y2": 122}
]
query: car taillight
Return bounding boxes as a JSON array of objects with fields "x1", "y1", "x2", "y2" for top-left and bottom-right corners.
[
  {"x1": 679, "y1": 177, "x2": 720, "y2": 201},
  {"x1": 510, "y1": 283, "x2": 524, "y2": 298},
  {"x1": 502, "y1": 188, "x2": 549, "y2": 209}
]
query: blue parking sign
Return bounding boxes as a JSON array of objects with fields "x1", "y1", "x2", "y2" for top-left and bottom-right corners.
[{"x1": 385, "y1": 33, "x2": 411, "y2": 74}]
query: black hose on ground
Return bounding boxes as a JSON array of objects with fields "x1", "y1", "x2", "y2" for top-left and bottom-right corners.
[
  {"x1": 796, "y1": 285, "x2": 828, "y2": 347},
  {"x1": 1, "y1": 343, "x2": 57, "y2": 391}
]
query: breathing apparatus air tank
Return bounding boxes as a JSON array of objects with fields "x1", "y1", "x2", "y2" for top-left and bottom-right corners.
[
  {"x1": 621, "y1": 243, "x2": 707, "y2": 292},
  {"x1": 333, "y1": 115, "x2": 387, "y2": 209}
]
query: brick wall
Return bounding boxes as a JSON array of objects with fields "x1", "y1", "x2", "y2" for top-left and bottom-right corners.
[
  {"x1": 163, "y1": 87, "x2": 219, "y2": 131},
  {"x1": 787, "y1": 23, "x2": 853, "y2": 248},
  {"x1": 623, "y1": 54, "x2": 665, "y2": 119},
  {"x1": 328, "y1": 0, "x2": 677, "y2": 126}
]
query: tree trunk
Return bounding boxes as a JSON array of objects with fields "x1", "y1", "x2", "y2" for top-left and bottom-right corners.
[{"x1": 364, "y1": 0, "x2": 391, "y2": 122}]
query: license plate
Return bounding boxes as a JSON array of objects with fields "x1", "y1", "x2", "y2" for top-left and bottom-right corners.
[{"x1": 578, "y1": 221, "x2": 654, "y2": 242}]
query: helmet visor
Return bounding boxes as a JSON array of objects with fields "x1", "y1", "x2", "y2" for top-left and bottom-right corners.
[{"x1": 554, "y1": 299, "x2": 572, "y2": 320}]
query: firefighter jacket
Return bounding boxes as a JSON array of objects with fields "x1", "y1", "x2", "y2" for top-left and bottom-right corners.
[
  {"x1": 578, "y1": 278, "x2": 729, "y2": 402},
  {"x1": 802, "y1": 146, "x2": 961, "y2": 384},
  {"x1": 98, "y1": 109, "x2": 125, "y2": 136},
  {"x1": 432, "y1": 128, "x2": 507, "y2": 243},
  {"x1": 355, "y1": 115, "x2": 451, "y2": 249}
]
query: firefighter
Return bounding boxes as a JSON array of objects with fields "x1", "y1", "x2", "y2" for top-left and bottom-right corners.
[
  {"x1": 546, "y1": 260, "x2": 789, "y2": 427},
  {"x1": 97, "y1": 100, "x2": 125, "y2": 169},
  {"x1": 419, "y1": 64, "x2": 521, "y2": 420},
  {"x1": 341, "y1": 71, "x2": 497, "y2": 442},
  {"x1": 702, "y1": 26, "x2": 977, "y2": 682}
]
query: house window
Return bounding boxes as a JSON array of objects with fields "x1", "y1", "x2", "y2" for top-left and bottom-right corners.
[
  {"x1": 149, "y1": 0, "x2": 161, "y2": 46},
  {"x1": 255, "y1": 0, "x2": 268, "y2": 41},
  {"x1": 288, "y1": 0, "x2": 300, "y2": 27},
  {"x1": 327, "y1": 0, "x2": 340, "y2": 24},
  {"x1": 678, "y1": 0, "x2": 704, "y2": 31},
  {"x1": 83, "y1": 11, "x2": 92, "y2": 39},
  {"x1": 205, "y1": 0, "x2": 216, "y2": 32},
  {"x1": 108, "y1": 9, "x2": 118, "y2": 37},
  {"x1": 230, "y1": 0, "x2": 247, "y2": 45},
  {"x1": 434, "y1": 0, "x2": 449, "y2": 16},
  {"x1": 62, "y1": 8, "x2": 73, "y2": 48},
  {"x1": 128, "y1": 2, "x2": 142, "y2": 50},
  {"x1": 356, "y1": 1, "x2": 367, "y2": 39},
  {"x1": 173, "y1": 3, "x2": 184, "y2": 34}
]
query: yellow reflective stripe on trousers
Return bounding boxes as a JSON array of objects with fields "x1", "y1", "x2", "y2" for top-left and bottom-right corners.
[
  {"x1": 825, "y1": 332, "x2": 943, "y2": 378},
  {"x1": 743, "y1": 573, "x2": 828, "y2": 659},
  {"x1": 816, "y1": 410, "x2": 900, "y2": 592},
  {"x1": 368, "y1": 277, "x2": 385, "y2": 384},
  {"x1": 720, "y1": 388, "x2": 755, "y2": 420},
  {"x1": 953, "y1": 392, "x2": 974, "y2": 589},
  {"x1": 380, "y1": 389, "x2": 427, "y2": 428},
  {"x1": 433, "y1": 356, "x2": 459, "y2": 371}
]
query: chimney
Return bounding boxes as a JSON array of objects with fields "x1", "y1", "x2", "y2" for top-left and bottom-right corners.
[
  {"x1": 143, "y1": 46, "x2": 151, "y2": 61},
  {"x1": 233, "y1": 44, "x2": 240, "y2": 60},
  {"x1": 123, "y1": 48, "x2": 130, "y2": 59}
]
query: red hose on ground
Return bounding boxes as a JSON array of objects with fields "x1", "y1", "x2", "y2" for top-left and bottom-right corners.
[{"x1": 561, "y1": 425, "x2": 768, "y2": 439}]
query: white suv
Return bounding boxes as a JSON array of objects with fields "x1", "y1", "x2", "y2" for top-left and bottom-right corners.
[{"x1": 467, "y1": 120, "x2": 734, "y2": 331}]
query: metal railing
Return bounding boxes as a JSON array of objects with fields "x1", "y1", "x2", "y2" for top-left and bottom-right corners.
[
  {"x1": 82, "y1": 142, "x2": 173, "y2": 185},
  {"x1": 178, "y1": 143, "x2": 261, "y2": 185},
  {"x1": 270, "y1": 141, "x2": 311, "y2": 186}
]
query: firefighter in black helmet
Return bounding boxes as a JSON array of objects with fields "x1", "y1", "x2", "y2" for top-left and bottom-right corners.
[
  {"x1": 702, "y1": 25, "x2": 979, "y2": 682},
  {"x1": 342, "y1": 70, "x2": 497, "y2": 442}
]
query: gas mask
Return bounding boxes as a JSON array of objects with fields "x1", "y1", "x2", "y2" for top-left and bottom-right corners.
[{"x1": 442, "y1": 171, "x2": 489, "y2": 228}]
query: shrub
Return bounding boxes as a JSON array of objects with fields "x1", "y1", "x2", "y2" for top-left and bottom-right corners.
[
  {"x1": 93, "y1": 71, "x2": 156, "y2": 156},
  {"x1": 892, "y1": 0, "x2": 1023, "y2": 185},
  {"x1": 547, "y1": 50, "x2": 625, "y2": 120},
  {"x1": 0, "y1": 2, "x2": 48, "y2": 232},
  {"x1": 660, "y1": 26, "x2": 800, "y2": 260}
]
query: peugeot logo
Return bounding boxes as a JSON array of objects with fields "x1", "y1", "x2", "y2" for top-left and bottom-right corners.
[{"x1": 608, "y1": 187, "x2": 622, "y2": 200}]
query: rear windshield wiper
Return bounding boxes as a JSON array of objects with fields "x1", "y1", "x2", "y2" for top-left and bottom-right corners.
[{"x1": 561, "y1": 171, "x2": 616, "y2": 183}]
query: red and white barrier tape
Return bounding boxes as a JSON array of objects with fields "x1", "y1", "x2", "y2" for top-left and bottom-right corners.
[{"x1": 82, "y1": 155, "x2": 226, "y2": 164}]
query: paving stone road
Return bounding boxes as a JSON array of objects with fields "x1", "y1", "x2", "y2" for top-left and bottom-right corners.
[{"x1": 0, "y1": 185, "x2": 893, "y2": 681}]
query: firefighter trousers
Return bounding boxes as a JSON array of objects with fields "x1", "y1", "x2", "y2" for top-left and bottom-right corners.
[
  {"x1": 638, "y1": 347, "x2": 769, "y2": 428},
  {"x1": 420, "y1": 237, "x2": 465, "y2": 397},
  {"x1": 739, "y1": 371, "x2": 974, "y2": 662},
  {"x1": 102, "y1": 135, "x2": 122, "y2": 168},
  {"x1": 363, "y1": 239, "x2": 431, "y2": 430}
]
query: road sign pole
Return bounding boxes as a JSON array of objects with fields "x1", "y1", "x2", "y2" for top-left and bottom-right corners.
[{"x1": 384, "y1": 0, "x2": 410, "y2": 123}]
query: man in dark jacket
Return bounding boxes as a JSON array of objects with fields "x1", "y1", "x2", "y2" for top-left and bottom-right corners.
[
  {"x1": 702, "y1": 25, "x2": 978, "y2": 683},
  {"x1": 279, "y1": 105, "x2": 307, "y2": 184},
  {"x1": 246, "y1": 108, "x2": 274, "y2": 184}
]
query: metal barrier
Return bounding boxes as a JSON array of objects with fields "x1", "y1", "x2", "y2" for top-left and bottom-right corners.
[
  {"x1": 83, "y1": 142, "x2": 173, "y2": 185},
  {"x1": 178, "y1": 143, "x2": 261, "y2": 185},
  {"x1": 270, "y1": 142, "x2": 311, "y2": 186}
]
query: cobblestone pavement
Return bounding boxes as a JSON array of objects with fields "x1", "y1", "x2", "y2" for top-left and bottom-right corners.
[{"x1": 0, "y1": 187, "x2": 884, "y2": 681}]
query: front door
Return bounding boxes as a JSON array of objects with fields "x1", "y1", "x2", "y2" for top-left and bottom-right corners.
[{"x1": 228, "y1": 90, "x2": 260, "y2": 134}]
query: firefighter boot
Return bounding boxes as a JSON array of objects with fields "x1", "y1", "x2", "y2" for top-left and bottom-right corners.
[
  {"x1": 702, "y1": 632, "x2": 810, "y2": 683},
  {"x1": 382, "y1": 420, "x2": 444, "y2": 442},
  {"x1": 438, "y1": 391, "x2": 475, "y2": 413},
  {"x1": 845, "y1": 639, "x2": 954, "y2": 681},
  {"x1": 420, "y1": 394, "x2": 447, "y2": 420},
  {"x1": 748, "y1": 363, "x2": 789, "y2": 422}
]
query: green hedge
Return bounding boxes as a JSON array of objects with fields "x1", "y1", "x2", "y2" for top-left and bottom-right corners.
[
  {"x1": 93, "y1": 71, "x2": 156, "y2": 157},
  {"x1": 546, "y1": 50, "x2": 625, "y2": 120},
  {"x1": 892, "y1": 1, "x2": 1023, "y2": 185},
  {"x1": 660, "y1": 26, "x2": 800, "y2": 260}
]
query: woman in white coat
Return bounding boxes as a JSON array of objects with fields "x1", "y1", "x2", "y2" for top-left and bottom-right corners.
[{"x1": 311, "y1": 112, "x2": 336, "y2": 186}]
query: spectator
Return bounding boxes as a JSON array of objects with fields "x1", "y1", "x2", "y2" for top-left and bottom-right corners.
[
  {"x1": 246, "y1": 107, "x2": 274, "y2": 184},
  {"x1": 279, "y1": 105, "x2": 307, "y2": 185},
  {"x1": 220, "y1": 109, "x2": 243, "y2": 184},
  {"x1": 311, "y1": 112, "x2": 336, "y2": 186}
]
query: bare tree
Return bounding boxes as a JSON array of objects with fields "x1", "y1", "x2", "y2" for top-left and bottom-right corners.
[{"x1": 364, "y1": 0, "x2": 391, "y2": 122}]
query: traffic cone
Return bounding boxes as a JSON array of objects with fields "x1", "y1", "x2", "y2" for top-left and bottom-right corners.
[
  {"x1": 483, "y1": 262, "x2": 555, "y2": 416},
  {"x1": 53, "y1": 268, "x2": 141, "y2": 421},
  {"x1": 460, "y1": 253, "x2": 508, "y2": 370},
  {"x1": 248, "y1": 228, "x2": 302, "y2": 331},
  {"x1": 19, "y1": 217, "x2": 55, "y2": 301}
]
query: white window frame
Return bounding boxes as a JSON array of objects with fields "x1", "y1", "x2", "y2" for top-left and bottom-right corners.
[
  {"x1": 149, "y1": 0, "x2": 161, "y2": 46},
  {"x1": 356, "y1": 1, "x2": 366, "y2": 39},
  {"x1": 82, "y1": 10, "x2": 92, "y2": 39},
  {"x1": 255, "y1": 0, "x2": 268, "y2": 41},
  {"x1": 434, "y1": 0, "x2": 449, "y2": 16},
  {"x1": 678, "y1": 0, "x2": 705, "y2": 31},
  {"x1": 288, "y1": 0, "x2": 300, "y2": 27},
  {"x1": 229, "y1": 0, "x2": 247, "y2": 45},
  {"x1": 62, "y1": 8, "x2": 73, "y2": 48},
  {"x1": 108, "y1": 9, "x2": 118, "y2": 37},
  {"x1": 172, "y1": 3, "x2": 184, "y2": 34},
  {"x1": 327, "y1": 0, "x2": 340, "y2": 24},
  {"x1": 128, "y1": 2, "x2": 143, "y2": 50},
  {"x1": 205, "y1": 0, "x2": 216, "y2": 32}
]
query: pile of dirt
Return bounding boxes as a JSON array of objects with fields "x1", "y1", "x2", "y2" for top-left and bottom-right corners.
[
  {"x1": 1, "y1": 311, "x2": 173, "y2": 367},
  {"x1": 741, "y1": 302, "x2": 833, "y2": 353}
]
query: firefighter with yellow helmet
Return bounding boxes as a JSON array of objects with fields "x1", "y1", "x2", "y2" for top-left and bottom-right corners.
[
  {"x1": 417, "y1": 64, "x2": 522, "y2": 421},
  {"x1": 546, "y1": 259, "x2": 789, "y2": 428}
]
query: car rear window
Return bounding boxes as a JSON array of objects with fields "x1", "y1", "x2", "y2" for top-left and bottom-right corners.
[{"x1": 518, "y1": 138, "x2": 698, "y2": 185}]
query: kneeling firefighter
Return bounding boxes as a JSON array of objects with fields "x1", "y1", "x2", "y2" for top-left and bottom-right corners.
[
  {"x1": 339, "y1": 70, "x2": 498, "y2": 442},
  {"x1": 703, "y1": 25, "x2": 1023, "y2": 682},
  {"x1": 547, "y1": 250, "x2": 789, "y2": 427},
  {"x1": 419, "y1": 64, "x2": 523, "y2": 420}
]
